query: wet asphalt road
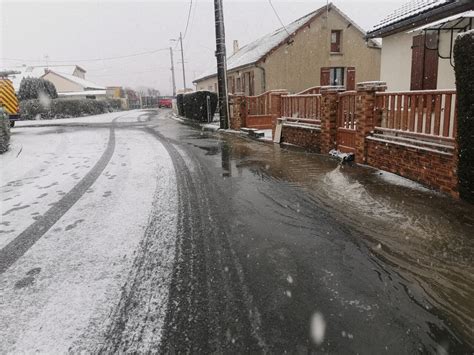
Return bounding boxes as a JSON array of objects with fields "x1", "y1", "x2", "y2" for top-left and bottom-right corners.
[{"x1": 1, "y1": 109, "x2": 473, "y2": 353}]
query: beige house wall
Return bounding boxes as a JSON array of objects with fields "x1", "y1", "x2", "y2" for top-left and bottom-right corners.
[
  {"x1": 42, "y1": 72, "x2": 83, "y2": 93},
  {"x1": 196, "y1": 76, "x2": 218, "y2": 92},
  {"x1": 194, "y1": 8, "x2": 381, "y2": 95},
  {"x1": 262, "y1": 9, "x2": 381, "y2": 93}
]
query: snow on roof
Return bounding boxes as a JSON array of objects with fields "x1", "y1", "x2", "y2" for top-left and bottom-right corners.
[
  {"x1": 3, "y1": 65, "x2": 84, "y2": 91},
  {"x1": 44, "y1": 71, "x2": 105, "y2": 91},
  {"x1": 370, "y1": 0, "x2": 453, "y2": 32},
  {"x1": 195, "y1": 3, "x2": 366, "y2": 82},
  {"x1": 58, "y1": 90, "x2": 106, "y2": 96},
  {"x1": 408, "y1": 10, "x2": 474, "y2": 32}
]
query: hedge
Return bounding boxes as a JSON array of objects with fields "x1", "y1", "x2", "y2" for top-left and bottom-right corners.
[
  {"x1": 454, "y1": 30, "x2": 474, "y2": 202},
  {"x1": 0, "y1": 109, "x2": 10, "y2": 154},
  {"x1": 181, "y1": 91, "x2": 218, "y2": 122},
  {"x1": 20, "y1": 98, "x2": 122, "y2": 120},
  {"x1": 18, "y1": 77, "x2": 58, "y2": 101},
  {"x1": 176, "y1": 94, "x2": 185, "y2": 116}
]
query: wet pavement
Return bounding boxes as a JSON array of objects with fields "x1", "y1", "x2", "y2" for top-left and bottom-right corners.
[
  {"x1": 153, "y1": 111, "x2": 473, "y2": 353},
  {"x1": 1, "y1": 109, "x2": 472, "y2": 353}
]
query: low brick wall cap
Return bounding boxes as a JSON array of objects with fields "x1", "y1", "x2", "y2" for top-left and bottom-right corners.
[
  {"x1": 320, "y1": 85, "x2": 345, "y2": 93},
  {"x1": 356, "y1": 81, "x2": 387, "y2": 91}
]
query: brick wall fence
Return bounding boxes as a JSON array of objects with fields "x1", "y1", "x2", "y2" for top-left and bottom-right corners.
[
  {"x1": 365, "y1": 140, "x2": 457, "y2": 194},
  {"x1": 229, "y1": 80, "x2": 466, "y2": 198},
  {"x1": 280, "y1": 123, "x2": 321, "y2": 152}
]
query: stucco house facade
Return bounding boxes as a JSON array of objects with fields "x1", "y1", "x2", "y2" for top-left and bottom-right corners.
[
  {"x1": 41, "y1": 68, "x2": 106, "y2": 99},
  {"x1": 367, "y1": 0, "x2": 473, "y2": 91},
  {"x1": 194, "y1": 3, "x2": 381, "y2": 95}
]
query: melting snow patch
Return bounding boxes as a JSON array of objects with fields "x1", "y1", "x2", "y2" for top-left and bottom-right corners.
[
  {"x1": 329, "y1": 149, "x2": 354, "y2": 162},
  {"x1": 375, "y1": 171, "x2": 430, "y2": 192}
]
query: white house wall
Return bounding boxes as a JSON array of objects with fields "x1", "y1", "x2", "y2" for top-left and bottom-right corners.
[
  {"x1": 380, "y1": 29, "x2": 460, "y2": 91},
  {"x1": 380, "y1": 32, "x2": 412, "y2": 91}
]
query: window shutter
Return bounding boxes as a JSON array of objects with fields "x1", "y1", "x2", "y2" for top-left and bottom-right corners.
[
  {"x1": 320, "y1": 67, "x2": 330, "y2": 86},
  {"x1": 346, "y1": 67, "x2": 356, "y2": 90},
  {"x1": 423, "y1": 32, "x2": 439, "y2": 90},
  {"x1": 410, "y1": 35, "x2": 424, "y2": 90}
]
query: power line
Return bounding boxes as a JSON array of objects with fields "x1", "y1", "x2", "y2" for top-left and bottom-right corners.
[
  {"x1": 267, "y1": 0, "x2": 291, "y2": 36},
  {"x1": 182, "y1": 0, "x2": 193, "y2": 40},
  {"x1": 1, "y1": 47, "x2": 170, "y2": 64}
]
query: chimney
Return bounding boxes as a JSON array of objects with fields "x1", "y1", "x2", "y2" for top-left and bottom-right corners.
[{"x1": 233, "y1": 40, "x2": 239, "y2": 54}]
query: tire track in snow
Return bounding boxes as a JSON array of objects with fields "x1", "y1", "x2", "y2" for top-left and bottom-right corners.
[{"x1": 0, "y1": 121, "x2": 118, "y2": 274}]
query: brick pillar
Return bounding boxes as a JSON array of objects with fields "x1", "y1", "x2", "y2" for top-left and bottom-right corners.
[
  {"x1": 270, "y1": 91, "x2": 287, "y2": 139},
  {"x1": 320, "y1": 86, "x2": 344, "y2": 153},
  {"x1": 354, "y1": 81, "x2": 387, "y2": 163},
  {"x1": 229, "y1": 94, "x2": 246, "y2": 130}
]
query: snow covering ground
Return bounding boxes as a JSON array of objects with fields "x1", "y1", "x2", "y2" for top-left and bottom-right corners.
[
  {"x1": 0, "y1": 111, "x2": 178, "y2": 352},
  {"x1": 14, "y1": 110, "x2": 141, "y2": 127}
]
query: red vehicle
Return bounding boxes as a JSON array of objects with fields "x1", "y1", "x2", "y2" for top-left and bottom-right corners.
[{"x1": 158, "y1": 98, "x2": 172, "y2": 108}]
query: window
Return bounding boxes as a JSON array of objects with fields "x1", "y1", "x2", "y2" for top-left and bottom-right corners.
[
  {"x1": 330, "y1": 67, "x2": 344, "y2": 86},
  {"x1": 331, "y1": 30, "x2": 341, "y2": 53}
]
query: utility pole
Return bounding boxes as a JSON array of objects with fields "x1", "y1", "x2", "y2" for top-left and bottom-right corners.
[
  {"x1": 169, "y1": 47, "x2": 177, "y2": 96},
  {"x1": 214, "y1": 0, "x2": 229, "y2": 129},
  {"x1": 179, "y1": 32, "x2": 186, "y2": 90}
]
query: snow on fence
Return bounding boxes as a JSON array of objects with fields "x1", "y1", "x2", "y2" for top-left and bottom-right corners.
[
  {"x1": 245, "y1": 90, "x2": 286, "y2": 116},
  {"x1": 375, "y1": 90, "x2": 457, "y2": 139},
  {"x1": 281, "y1": 94, "x2": 322, "y2": 124},
  {"x1": 296, "y1": 86, "x2": 321, "y2": 95}
]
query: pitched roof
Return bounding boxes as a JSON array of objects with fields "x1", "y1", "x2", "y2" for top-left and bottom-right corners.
[
  {"x1": 372, "y1": 0, "x2": 451, "y2": 31},
  {"x1": 367, "y1": 0, "x2": 473, "y2": 37},
  {"x1": 194, "y1": 3, "x2": 371, "y2": 83},
  {"x1": 43, "y1": 70, "x2": 105, "y2": 91},
  {"x1": 4, "y1": 65, "x2": 85, "y2": 91}
]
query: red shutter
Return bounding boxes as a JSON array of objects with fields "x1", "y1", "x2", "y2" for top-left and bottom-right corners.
[
  {"x1": 410, "y1": 34, "x2": 439, "y2": 90},
  {"x1": 410, "y1": 35, "x2": 424, "y2": 90},
  {"x1": 346, "y1": 67, "x2": 356, "y2": 90},
  {"x1": 320, "y1": 67, "x2": 330, "y2": 86},
  {"x1": 423, "y1": 32, "x2": 439, "y2": 90}
]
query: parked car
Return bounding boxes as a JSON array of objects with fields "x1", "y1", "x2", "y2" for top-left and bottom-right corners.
[{"x1": 158, "y1": 98, "x2": 172, "y2": 108}]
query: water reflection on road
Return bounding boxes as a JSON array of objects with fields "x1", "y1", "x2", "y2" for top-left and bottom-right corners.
[{"x1": 158, "y1": 116, "x2": 474, "y2": 351}]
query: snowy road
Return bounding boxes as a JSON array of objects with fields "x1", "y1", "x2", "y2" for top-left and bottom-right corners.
[
  {"x1": 0, "y1": 111, "x2": 177, "y2": 352},
  {"x1": 1, "y1": 109, "x2": 473, "y2": 353}
]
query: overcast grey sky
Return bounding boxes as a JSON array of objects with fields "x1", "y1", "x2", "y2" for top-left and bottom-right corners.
[{"x1": 1, "y1": 0, "x2": 407, "y2": 95}]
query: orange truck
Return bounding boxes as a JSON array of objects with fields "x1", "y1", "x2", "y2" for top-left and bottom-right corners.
[{"x1": 0, "y1": 71, "x2": 20, "y2": 127}]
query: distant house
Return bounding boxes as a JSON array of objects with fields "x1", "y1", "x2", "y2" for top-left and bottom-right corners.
[
  {"x1": 41, "y1": 70, "x2": 106, "y2": 99},
  {"x1": 193, "y1": 3, "x2": 381, "y2": 95},
  {"x1": 7, "y1": 65, "x2": 86, "y2": 91},
  {"x1": 367, "y1": 0, "x2": 473, "y2": 91},
  {"x1": 3, "y1": 64, "x2": 106, "y2": 99}
]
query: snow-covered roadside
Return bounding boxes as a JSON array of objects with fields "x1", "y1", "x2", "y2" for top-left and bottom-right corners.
[
  {"x1": 0, "y1": 129, "x2": 178, "y2": 352},
  {"x1": 13, "y1": 110, "x2": 141, "y2": 127},
  {"x1": 0, "y1": 127, "x2": 109, "y2": 249}
]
